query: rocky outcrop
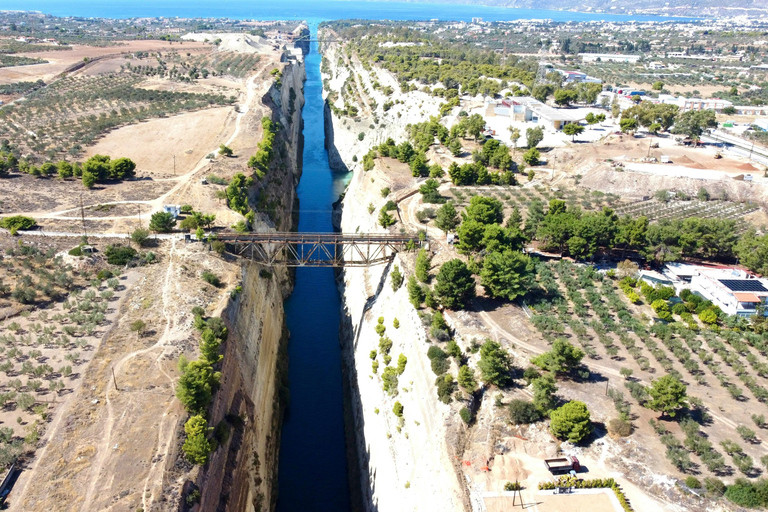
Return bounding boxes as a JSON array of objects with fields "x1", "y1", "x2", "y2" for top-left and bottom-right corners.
[{"x1": 321, "y1": 35, "x2": 468, "y2": 512}]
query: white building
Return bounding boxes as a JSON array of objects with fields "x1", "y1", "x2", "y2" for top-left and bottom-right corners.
[
  {"x1": 579, "y1": 53, "x2": 641, "y2": 63},
  {"x1": 736, "y1": 106, "x2": 768, "y2": 117},
  {"x1": 663, "y1": 264, "x2": 768, "y2": 317},
  {"x1": 491, "y1": 97, "x2": 582, "y2": 131},
  {"x1": 162, "y1": 205, "x2": 181, "y2": 218},
  {"x1": 555, "y1": 69, "x2": 602, "y2": 84}
]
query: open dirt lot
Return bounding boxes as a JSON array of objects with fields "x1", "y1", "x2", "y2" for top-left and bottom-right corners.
[
  {"x1": 0, "y1": 40, "x2": 210, "y2": 85},
  {"x1": 83, "y1": 106, "x2": 236, "y2": 177},
  {"x1": 485, "y1": 490, "x2": 620, "y2": 512},
  {"x1": 552, "y1": 132, "x2": 768, "y2": 203}
]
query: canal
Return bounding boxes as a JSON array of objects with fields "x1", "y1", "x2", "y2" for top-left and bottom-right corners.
[{"x1": 276, "y1": 23, "x2": 352, "y2": 512}]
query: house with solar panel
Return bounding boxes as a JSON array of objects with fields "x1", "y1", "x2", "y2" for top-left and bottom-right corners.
[{"x1": 688, "y1": 268, "x2": 768, "y2": 318}]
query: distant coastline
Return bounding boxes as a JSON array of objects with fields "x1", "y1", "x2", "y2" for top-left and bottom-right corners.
[{"x1": 0, "y1": 0, "x2": 700, "y2": 23}]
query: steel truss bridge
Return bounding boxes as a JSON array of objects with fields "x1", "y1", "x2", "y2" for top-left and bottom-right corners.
[{"x1": 217, "y1": 232, "x2": 422, "y2": 267}]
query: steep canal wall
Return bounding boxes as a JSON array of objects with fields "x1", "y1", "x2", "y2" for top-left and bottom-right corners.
[{"x1": 194, "y1": 44, "x2": 307, "y2": 512}]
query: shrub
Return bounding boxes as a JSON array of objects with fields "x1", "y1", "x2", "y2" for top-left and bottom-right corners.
[
  {"x1": 549, "y1": 401, "x2": 592, "y2": 443},
  {"x1": 211, "y1": 240, "x2": 226, "y2": 254},
  {"x1": 704, "y1": 477, "x2": 726, "y2": 497},
  {"x1": 435, "y1": 374, "x2": 455, "y2": 403},
  {"x1": 607, "y1": 418, "x2": 632, "y2": 437},
  {"x1": 201, "y1": 271, "x2": 221, "y2": 287},
  {"x1": 459, "y1": 407, "x2": 471, "y2": 424},
  {"x1": 381, "y1": 366, "x2": 399, "y2": 396},
  {"x1": 393, "y1": 401, "x2": 403, "y2": 417},
  {"x1": 0, "y1": 215, "x2": 36, "y2": 234},
  {"x1": 104, "y1": 245, "x2": 137, "y2": 266},
  {"x1": 685, "y1": 476, "x2": 701, "y2": 489},
  {"x1": 725, "y1": 479, "x2": 763, "y2": 508},
  {"x1": 508, "y1": 399, "x2": 541, "y2": 425}
]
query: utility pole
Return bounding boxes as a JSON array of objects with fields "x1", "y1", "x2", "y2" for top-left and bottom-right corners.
[
  {"x1": 137, "y1": 204, "x2": 142, "y2": 228},
  {"x1": 79, "y1": 194, "x2": 88, "y2": 242}
]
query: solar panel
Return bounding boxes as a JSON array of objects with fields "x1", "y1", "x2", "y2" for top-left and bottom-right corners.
[{"x1": 719, "y1": 280, "x2": 768, "y2": 292}]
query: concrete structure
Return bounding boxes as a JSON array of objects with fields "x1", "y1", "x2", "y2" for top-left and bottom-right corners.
[
  {"x1": 755, "y1": 119, "x2": 768, "y2": 132},
  {"x1": 491, "y1": 97, "x2": 582, "y2": 131},
  {"x1": 579, "y1": 53, "x2": 641, "y2": 63},
  {"x1": 658, "y1": 94, "x2": 733, "y2": 113}
]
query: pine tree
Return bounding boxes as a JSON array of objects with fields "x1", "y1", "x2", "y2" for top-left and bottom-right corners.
[
  {"x1": 435, "y1": 202, "x2": 459, "y2": 233},
  {"x1": 390, "y1": 264, "x2": 404, "y2": 291},
  {"x1": 407, "y1": 276, "x2": 425, "y2": 308},
  {"x1": 415, "y1": 249, "x2": 431, "y2": 283}
]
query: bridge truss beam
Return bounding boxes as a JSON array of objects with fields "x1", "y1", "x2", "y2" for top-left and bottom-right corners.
[{"x1": 217, "y1": 232, "x2": 422, "y2": 267}]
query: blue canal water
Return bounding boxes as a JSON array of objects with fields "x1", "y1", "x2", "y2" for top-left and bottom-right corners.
[
  {"x1": 275, "y1": 23, "x2": 352, "y2": 512},
  {"x1": 6, "y1": 2, "x2": 695, "y2": 509}
]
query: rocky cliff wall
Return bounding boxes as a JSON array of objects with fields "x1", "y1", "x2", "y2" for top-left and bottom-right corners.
[
  {"x1": 194, "y1": 56, "x2": 305, "y2": 512},
  {"x1": 319, "y1": 38, "x2": 444, "y2": 174},
  {"x1": 321, "y1": 37, "x2": 468, "y2": 512}
]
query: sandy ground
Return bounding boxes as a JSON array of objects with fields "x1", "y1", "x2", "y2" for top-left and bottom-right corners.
[
  {"x1": 83, "y1": 106, "x2": 236, "y2": 177},
  {"x1": 485, "y1": 490, "x2": 620, "y2": 512},
  {"x1": 0, "y1": 40, "x2": 210, "y2": 85}
]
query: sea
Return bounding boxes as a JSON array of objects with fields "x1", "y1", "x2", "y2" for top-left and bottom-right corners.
[{"x1": 2, "y1": 0, "x2": 693, "y2": 23}]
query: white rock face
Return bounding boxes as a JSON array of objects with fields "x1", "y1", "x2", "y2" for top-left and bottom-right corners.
[
  {"x1": 322, "y1": 36, "x2": 468, "y2": 512},
  {"x1": 320, "y1": 40, "x2": 446, "y2": 173}
]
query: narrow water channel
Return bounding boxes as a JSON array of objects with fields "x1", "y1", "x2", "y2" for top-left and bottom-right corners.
[{"x1": 276, "y1": 24, "x2": 352, "y2": 512}]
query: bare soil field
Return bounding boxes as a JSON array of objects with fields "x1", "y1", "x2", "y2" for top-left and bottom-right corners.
[
  {"x1": 0, "y1": 174, "x2": 175, "y2": 218},
  {"x1": 552, "y1": 133, "x2": 768, "y2": 203},
  {"x1": 83, "y1": 106, "x2": 236, "y2": 177},
  {"x1": 0, "y1": 40, "x2": 210, "y2": 85},
  {"x1": 138, "y1": 75, "x2": 245, "y2": 95}
]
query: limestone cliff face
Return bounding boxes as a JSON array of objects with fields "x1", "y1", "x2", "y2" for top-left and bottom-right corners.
[
  {"x1": 194, "y1": 57, "x2": 305, "y2": 512},
  {"x1": 337, "y1": 169, "x2": 467, "y2": 512},
  {"x1": 319, "y1": 38, "x2": 444, "y2": 174},
  {"x1": 321, "y1": 35, "x2": 468, "y2": 512}
]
